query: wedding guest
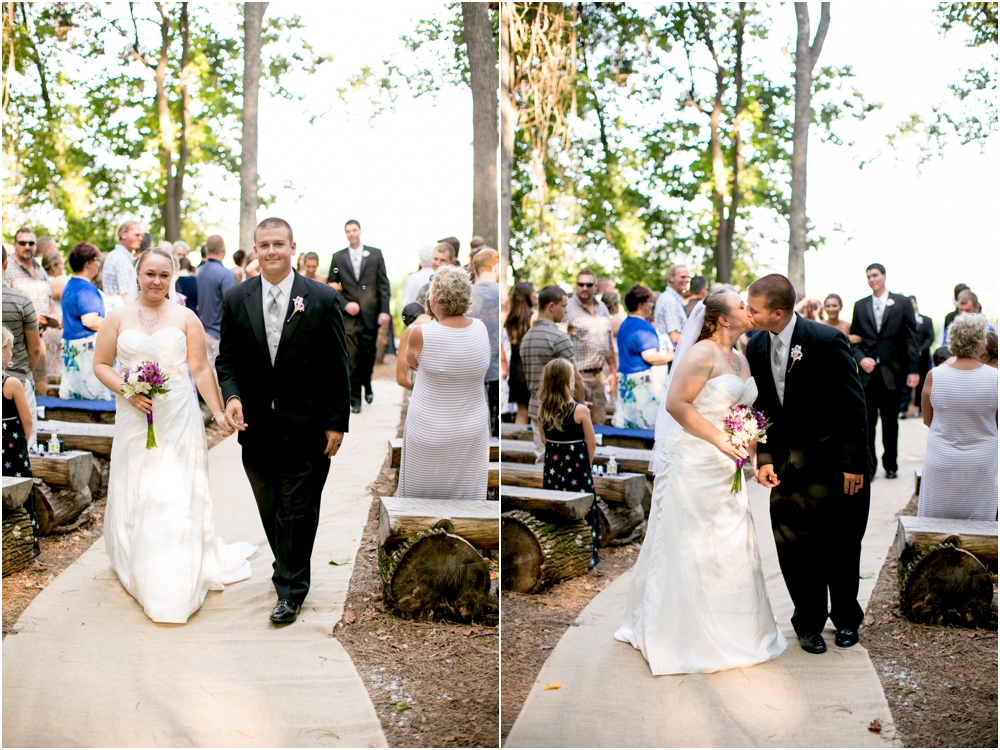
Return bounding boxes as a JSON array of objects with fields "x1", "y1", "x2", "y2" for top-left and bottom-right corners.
[
  {"x1": 398, "y1": 264, "x2": 491, "y2": 499},
  {"x1": 614, "y1": 284, "x2": 673, "y2": 430},
  {"x1": 41, "y1": 250, "x2": 67, "y2": 302},
  {"x1": 537, "y1": 357, "x2": 599, "y2": 565},
  {"x1": 328, "y1": 220, "x2": 392, "y2": 413},
  {"x1": 521, "y1": 285, "x2": 585, "y2": 462},
  {"x1": 175, "y1": 257, "x2": 199, "y2": 311},
  {"x1": 172, "y1": 240, "x2": 190, "y2": 261},
  {"x1": 940, "y1": 283, "x2": 969, "y2": 346},
  {"x1": 403, "y1": 244, "x2": 435, "y2": 305},
  {"x1": 244, "y1": 252, "x2": 260, "y2": 278},
  {"x1": 683, "y1": 275, "x2": 708, "y2": 316},
  {"x1": 432, "y1": 241, "x2": 456, "y2": 270},
  {"x1": 7, "y1": 227, "x2": 55, "y2": 395},
  {"x1": 504, "y1": 282, "x2": 536, "y2": 425},
  {"x1": 850, "y1": 263, "x2": 919, "y2": 479},
  {"x1": 40, "y1": 250, "x2": 66, "y2": 379},
  {"x1": 796, "y1": 296, "x2": 823, "y2": 321},
  {"x1": 34, "y1": 235, "x2": 55, "y2": 259},
  {"x1": 139, "y1": 233, "x2": 153, "y2": 254},
  {"x1": 438, "y1": 236, "x2": 461, "y2": 262},
  {"x1": 1, "y1": 246, "x2": 41, "y2": 445},
  {"x1": 563, "y1": 269, "x2": 616, "y2": 426},
  {"x1": 302, "y1": 251, "x2": 326, "y2": 283},
  {"x1": 60, "y1": 242, "x2": 113, "y2": 401},
  {"x1": 654, "y1": 264, "x2": 690, "y2": 352},
  {"x1": 900, "y1": 295, "x2": 935, "y2": 419},
  {"x1": 595, "y1": 277, "x2": 616, "y2": 297},
  {"x1": 2, "y1": 325, "x2": 40, "y2": 556},
  {"x1": 103, "y1": 220, "x2": 143, "y2": 304},
  {"x1": 822, "y1": 293, "x2": 852, "y2": 339},
  {"x1": 931, "y1": 346, "x2": 951, "y2": 367},
  {"x1": 231, "y1": 249, "x2": 247, "y2": 269},
  {"x1": 982, "y1": 330, "x2": 998, "y2": 367},
  {"x1": 196, "y1": 235, "x2": 235, "y2": 373},
  {"x1": 395, "y1": 304, "x2": 431, "y2": 391},
  {"x1": 602, "y1": 290, "x2": 625, "y2": 341},
  {"x1": 918, "y1": 313, "x2": 998, "y2": 520},
  {"x1": 467, "y1": 248, "x2": 501, "y2": 437},
  {"x1": 296, "y1": 252, "x2": 308, "y2": 274},
  {"x1": 231, "y1": 265, "x2": 245, "y2": 284}
]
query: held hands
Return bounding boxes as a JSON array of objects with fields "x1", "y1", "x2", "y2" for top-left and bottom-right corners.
[
  {"x1": 324, "y1": 430, "x2": 344, "y2": 458},
  {"x1": 757, "y1": 464, "x2": 780, "y2": 488},
  {"x1": 344, "y1": 301, "x2": 361, "y2": 316},
  {"x1": 214, "y1": 412, "x2": 234, "y2": 438},
  {"x1": 224, "y1": 398, "x2": 248, "y2": 432},
  {"x1": 859, "y1": 357, "x2": 876, "y2": 374}
]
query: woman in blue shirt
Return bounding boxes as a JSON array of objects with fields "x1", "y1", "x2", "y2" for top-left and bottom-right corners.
[
  {"x1": 60, "y1": 242, "x2": 113, "y2": 400},
  {"x1": 614, "y1": 284, "x2": 672, "y2": 430}
]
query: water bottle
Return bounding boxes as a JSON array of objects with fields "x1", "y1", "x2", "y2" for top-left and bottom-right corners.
[
  {"x1": 48, "y1": 433, "x2": 61, "y2": 454},
  {"x1": 607, "y1": 457, "x2": 619, "y2": 475}
]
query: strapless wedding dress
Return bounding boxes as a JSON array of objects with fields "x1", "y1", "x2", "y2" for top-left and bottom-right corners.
[
  {"x1": 104, "y1": 327, "x2": 256, "y2": 623},
  {"x1": 615, "y1": 374, "x2": 786, "y2": 674}
]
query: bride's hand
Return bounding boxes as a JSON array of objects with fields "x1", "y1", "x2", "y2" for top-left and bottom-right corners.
[
  {"x1": 214, "y1": 412, "x2": 234, "y2": 437},
  {"x1": 127, "y1": 394, "x2": 153, "y2": 415},
  {"x1": 712, "y1": 432, "x2": 749, "y2": 462}
]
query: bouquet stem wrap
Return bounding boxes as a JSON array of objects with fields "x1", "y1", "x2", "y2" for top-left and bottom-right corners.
[
  {"x1": 731, "y1": 458, "x2": 745, "y2": 493},
  {"x1": 146, "y1": 411, "x2": 156, "y2": 449}
]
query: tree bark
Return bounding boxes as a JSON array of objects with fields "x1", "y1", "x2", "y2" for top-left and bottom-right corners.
[
  {"x1": 153, "y1": 4, "x2": 178, "y2": 241},
  {"x1": 462, "y1": 2, "x2": 499, "y2": 253},
  {"x1": 899, "y1": 544, "x2": 993, "y2": 628},
  {"x1": 501, "y1": 509, "x2": 593, "y2": 593},
  {"x1": 2, "y1": 508, "x2": 34, "y2": 577},
  {"x1": 788, "y1": 2, "x2": 830, "y2": 294},
  {"x1": 240, "y1": 2, "x2": 268, "y2": 254},
  {"x1": 718, "y1": 4, "x2": 746, "y2": 284},
  {"x1": 499, "y1": 1, "x2": 516, "y2": 298}
]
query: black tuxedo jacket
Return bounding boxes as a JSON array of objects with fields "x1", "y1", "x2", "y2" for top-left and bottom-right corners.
[
  {"x1": 915, "y1": 314, "x2": 935, "y2": 355},
  {"x1": 215, "y1": 271, "x2": 351, "y2": 454},
  {"x1": 849, "y1": 292, "x2": 920, "y2": 391},
  {"x1": 747, "y1": 314, "x2": 869, "y2": 477},
  {"x1": 327, "y1": 245, "x2": 391, "y2": 330}
]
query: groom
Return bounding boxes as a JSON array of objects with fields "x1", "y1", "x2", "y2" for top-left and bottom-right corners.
[
  {"x1": 216, "y1": 217, "x2": 351, "y2": 624},
  {"x1": 746, "y1": 274, "x2": 870, "y2": 655}
]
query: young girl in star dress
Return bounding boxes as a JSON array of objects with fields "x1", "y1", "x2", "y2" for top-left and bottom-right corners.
[
  {"x1": 537, "y1": 358, "x2": 600, "y2": 566},
  {"x1": 2, "y1": 326, "x2": 40, "y2": 557}
]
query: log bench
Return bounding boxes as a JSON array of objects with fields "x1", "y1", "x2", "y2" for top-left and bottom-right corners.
[
  {"x1": 35, "y1": 420, "x2": 114, "y2": 459},
  {"x1": 28, "y1": 450, "x2": 95, "y2": 535},
  {"x1": 499, "y1": 439, "x2": 654, "y2": 478},
  {"x1": 2, "y1": 476, "x2": 33, "y2": 511},
  {"x1": 388, "y1": 437, "x2": 499, "y2": 469},
  {"x1": 36, "y1": 396, "x2": 116, "y2": 425},
  {"x1": 379, "y1": 497, "x2": 498, "y2": 549},
  {"x1": 3, "y1": 477, "x2": 36, "y2": 577},
  {"x1": 500, "y1": 485, "x2": 592, "y2": 522},
  {"x1": 500, "y1": 422, "x2": 655, "y2": 450},
  {"x1": 497, "y1": 461, "x2": 647, "y2": 511}
]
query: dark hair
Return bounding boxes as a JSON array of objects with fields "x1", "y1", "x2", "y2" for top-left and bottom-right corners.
[
  {"x1": 985, "y1": 330, "x2": 998, "y2": 366},
  {"x1": 139, "y1": 233, "x2": 152, "y2": 253},
  {"x1": 68, "y1": 241, "x2": 100, "y2": 272},
  {"x1": 931, "y1": 346, "x2": 952, "y2": 367},
  {"x1": 470, "y1": 235, "x2": 485, "y2": 249},
  {"x1": 505, "y1": 282, "x2": 536, "y2": 344},
  {"x1": 206, "y1": 235, "x2": 225, "y2": 256},
  {"x1": 434, "y1": 241, "x2": 456, "y2": 261},
  {"x1": 824, "y1": 293, "x2": 843, "y2": 307},
  {"x1": 14, "y1": 226, "x2": 33, "y2": 239},
  {"x1": 689, "y1": 275, "x2": 707, "y2": 296},
  {"x1": 2, "y1": 246, "x2": 6, "y2": 263},
  {"x1": 438, "y1": 236, "x2": 460, "y2": 255},
  {"x1": 255, "y1": 217, "x2": 294, "y2": 243},
  {"x1": 908, "y1": 294, "x2": 918, "y2": 304},
  {"x1": 178, "y1": 257, "x2": 192, "y2": 272},
  {"x1": 624, "y1": 284, "x2": 654, "y2": 313},
  {"x1": 866, "y1": 263, "x2": 886, "y2": 275},
  {"x1": 957, "y1": 289, "x2": 980, "y2": 307},
  {"x1": 577, "y1": 269, "x2": 597, "y2": 282},
  {"x1": 953, "y1": 283, "x2": 969, "y2": 300},
  {"x1": 232, "y1": 249, "x2": 247, "y2": 267},
  {"x1": 538, "y1": 284, "x2": 567, "y2": 311},
  {"x1": 402, "y1": 302, "x2": 425, "y2": 327},
  {"x1": 697, "y1": 289, "x2": 735, "y2": 341},
  {"x1": 748, "y1": 273, "x2": 795, "y2": 313},
  {"x1": 304, "y1": 251, "x2": 320, "y2": 262},
  {"x1": 345, "y1": 219, "x2": 360, "y2": 229}
]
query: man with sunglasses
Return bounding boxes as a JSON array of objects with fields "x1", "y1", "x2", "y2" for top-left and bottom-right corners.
[
  {"x1": 7, "y1": 228, "x2": 56, "y2": 395},
  {"x1": 563, "y1": 269, "x2": 616, "y2": 426}
]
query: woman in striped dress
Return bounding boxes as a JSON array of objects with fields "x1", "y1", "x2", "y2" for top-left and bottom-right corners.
[
  {"x1": 398, "y1": 265, "x2": 491, "y2": 500},
  {"x1": 918, "y1": 313, "x2": 998, "y2": 520}
]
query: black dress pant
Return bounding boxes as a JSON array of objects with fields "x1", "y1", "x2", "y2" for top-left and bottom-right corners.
[
  {"x1": 900, "y1": 352, "x2": 930, "y2": 414},
  {"x1": 864, "y1": 368, "x2": 901, "y2": 475},
  {"x1": 344, "y1": 317, "x2": 378, "y2": 401},
  {"x1": 242, "y1": 444, "x2": 331, "y2": 606},
  {"x1": 769, "y1": 461, "x2": 870, "y2": 635}
]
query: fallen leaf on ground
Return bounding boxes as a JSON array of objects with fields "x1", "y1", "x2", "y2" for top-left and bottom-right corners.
[
  {"x1": 394, "y1": 700, "x2": 411, "y2": 711},
  {"x1": 862, "y1": 614, "x2": 875, "y2": 627},
  {"x1": 328, "y1": 557, "x2": 352, "y2": 566},
  {"x1": 342, "y1": 608, "x2": 356, "y2": 624},
  {"x1": 859, "y1": 572, "x2": 874, "y2": 579},
  {"x1": 390, "y1": 642, "x2": 404, "y2": 650},
  {"x1": 868, "y1": 719, "x2": 882, "y2": 732},
  {"x1": 941, "y1": 712, "x2": 966, "y2": 720},
  {"x1": 545, "y1": 683, "x2": 561, "y2": 690},
  {"x1": 371, "y1": 593, "x2": 384, "y2": 601}
]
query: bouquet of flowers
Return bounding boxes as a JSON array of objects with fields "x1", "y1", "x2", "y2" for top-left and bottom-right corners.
[
  {"x1": 120, "y1": 361, "x2": 171, "y2": 449},
  {"x1": 723, "y1": 404, "x2": 771, "y2": 494}
]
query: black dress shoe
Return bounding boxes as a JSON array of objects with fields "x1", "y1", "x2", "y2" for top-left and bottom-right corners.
[
  {"x1": 364, "y1": 389, "x2": 374, "y2": 404},
  {"x1": 899, "y1": 412, "x2": 907, "y2": 420},
  {"x1": 799, "y1": 632, "x2": 827, "y2": 654},
  {"x1": 351, "y1": 399, "x2": 362, "y2": 414},
  {"x1": 885, "y1": 470, "x2": 898, "y2": 479},
  {"x1": 270, "y1": 598, "x2": 300, "y2": 624},
  {"x1": 835, "y1": 628, "x2": 859, "y2": 648}
]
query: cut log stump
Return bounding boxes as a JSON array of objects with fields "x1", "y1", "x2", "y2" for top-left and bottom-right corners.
[
  {"x1": 899, "y1": 543, "x2": 995, "y2": 628},
  {"x1": 3, "y1": 507, "x2": 34, "y2": 577},
  {"x1": 33, "y1": 480, "x2": 92, "y2": 536},
  {"x1": 896, "y1": 515, "x2": 997, "y2": 569},
  {"x1": 501, "y1": 509, "x2": 593, "y2": 593},
  {"x1": 379, "y1": 497, "x2": 498, "y2": 549},
  {"x1": 378, "y1": 528, "x2": 491, "y2": 623},
  {"x1": 2, "y1": 476, "x2": 33, "y2": 511},
  {"x1": 500, "y1": 485, "x2": 592, "y2": 522},
  {"x1": 595, "y1": 498, "x2": 644, "y2": 548},
  {"x1": 28, "y1": 450, "x2": 93, "y2": 492},
  {"x1": 498, "y1": 462, "x2": 648, "y2": 512}
]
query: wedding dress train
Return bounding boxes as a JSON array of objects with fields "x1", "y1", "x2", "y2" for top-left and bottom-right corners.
[
  {"x1": 615, "y1": 374, "x2": 786, "y2": 675},
  {"x1": 104, "y1": 327, "x2": 256, "y2": 623}
]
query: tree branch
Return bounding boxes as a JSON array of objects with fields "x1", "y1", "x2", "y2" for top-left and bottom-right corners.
[{"x1": 811, "y1": 3, "x2": 830, "y2": 63}]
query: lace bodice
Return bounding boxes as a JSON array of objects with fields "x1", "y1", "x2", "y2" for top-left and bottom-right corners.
[
  {"x1": 116, "y1": 327, "x2": 191, "y2": 382},
  {"x1": 693, "y1": 374, "x2": 758, "y2": 424}
]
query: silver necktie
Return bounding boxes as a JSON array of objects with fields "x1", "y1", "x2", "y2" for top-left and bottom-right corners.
[
  {"x1": 772, "y1": 337, "x2": 784, "y2": 368},
  {"x1": 268, "y1": 286, "x2": 281, "y2": 325}
]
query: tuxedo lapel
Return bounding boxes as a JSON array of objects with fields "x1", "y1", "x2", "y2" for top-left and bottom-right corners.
[
  {"x1": 781, "y1": 314, "x2": 808, "y2": 410},
  {"x1": 357, "y1": 245, "x2": 370, "y2": 280},
  {"x1": 334, "y1": 249, "x2": 356, "y2": 284},
  {"x1": 243, "y1": 277, "x2": 271, "y2": 365},
  {"x1": 275, "y1": 272, "x2": 310, "y2": 368}
]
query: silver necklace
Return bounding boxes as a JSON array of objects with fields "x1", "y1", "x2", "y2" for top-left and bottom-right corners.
[
  {"x1": 137, "y1": 306, "x2": 161, "y2": 330},
  {"x1": 715, "y1": 339, "x2": 742, "y2": 375}
]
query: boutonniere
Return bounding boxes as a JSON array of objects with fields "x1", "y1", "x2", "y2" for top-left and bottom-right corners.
[
  {"x1": 286, "y1": 296, "x2": 306, "y2": 323},
  {"x1": 886, "y1": 298, "x2": 895, "y2": 307},
  {"x1": 788, "y1": 344, "x2": 803, "y2": 371},
  {"x1": 362, "y1": 250, "x2": 371, "y2": 259}
]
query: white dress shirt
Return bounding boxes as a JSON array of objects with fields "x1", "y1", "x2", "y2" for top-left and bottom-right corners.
[
  {"x1": 260, "y1": 269, "x2": 296, "y2": 366},
  {"x1": 872, "y1": 289, "x2": 889, "y2": 333},
  {"x1": 769, "y1": 313, "x2": 797, "y2": 406},
  {"x1": 349, "y1": 245, "x2": 364, "y2": 278}
]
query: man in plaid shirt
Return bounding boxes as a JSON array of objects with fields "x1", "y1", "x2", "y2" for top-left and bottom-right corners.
[
  {"x1": 562, "y1": 269, "x2": 616, "y2": 426},
  {"x1": 7, "y1": 227, "x2": 56, "y2": 395},
  {"x1": 103, "y1": 220, "x2": 145, "y2": 303},
  {"x1": 654, "y1": 264, "x2": 691, "y2": 354}
]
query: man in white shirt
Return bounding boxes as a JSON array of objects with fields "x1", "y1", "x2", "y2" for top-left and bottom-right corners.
[
  {"x1": 103, "y1": 220, "x2": 144, "y2": 303},
  {"x1": 653, "y1": 265, "x2": 690, "y2": 354}
]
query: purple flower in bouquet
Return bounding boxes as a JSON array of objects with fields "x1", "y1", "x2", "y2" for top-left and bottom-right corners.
[
  {"x1": 121, "y1": 360, "x2": 171, "y2": 449},
  {"x1": 723, "y1": 404, "x2": 771, "y2": 493}
]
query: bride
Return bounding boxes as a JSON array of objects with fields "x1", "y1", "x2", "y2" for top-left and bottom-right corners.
[
  {"x1": 94, "y1": 246, "x2": 256, "y2": 624},
  {"x1": 615, "y1": 289, "x2": 786, "y2": 674}
]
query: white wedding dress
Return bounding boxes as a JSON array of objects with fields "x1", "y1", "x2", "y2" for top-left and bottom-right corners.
[
  {"x1": 615, "y1": 374, "x2": 787, "y2": 675},
  {"x1": 104, "y1": 327, "x2": 257, "y2": 623}
]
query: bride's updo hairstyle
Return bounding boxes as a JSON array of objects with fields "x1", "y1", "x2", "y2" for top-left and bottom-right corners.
[
  {"x1": 697, "y1": 290, "x2": 735, "y2": 342},
  {"x1": 135, "y1": 246, "x2": 177, "y2": 298}
]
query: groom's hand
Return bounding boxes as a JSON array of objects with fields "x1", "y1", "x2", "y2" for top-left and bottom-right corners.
[
  {"x1": 224, "y1": 398, "x2": 247, "y2": 432},
  {"x1": 324, "y1": 430, "x2": 344, "y2": 458},
  {"x1": 843, "y1": 472, "x2": 865, "y2": 496},
  {"x1": 859, "y1": 357, "x2": 876, "y2": 374},
  {"x1": 757, "y1": 464, "x2": 780, "y2": 488},
  {"x1": 344, "y1": 301, "x2": 361, "y2": 316}
]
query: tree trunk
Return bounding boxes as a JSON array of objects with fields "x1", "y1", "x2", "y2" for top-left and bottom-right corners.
[
  {"x1": 173, "y1": 2, "x2": 190, "y2": 237},
  {"x1": 154, "y1": 4, "x2": 179, "y2": 241},
  {"x1": 499, "y1": 1, "x2": 516, "y2": 299},
  {"x1": 501, "y1": 509, "x2": 592, "y2": 593},
  {"x1": 33, "y1": 481, "x2": 92, "y2": 536},
  {"x1": 718, "y1": 5, "x2": 746, "y2": 284},
  {"x1": 594, "y1": 498, "x2": 644, "y2": 547},
  {"x1": 3, "y1": 508, "x2": 34, "y2": 577},
  {"x1": 899, "y1": 543, "x2": 993, "y2": 628},
  {"x1": 240, "y1": 2, "x2": 268, "y2": 254},
  {"x1": 788, "y1": 3, "x2": 830, "y2": 294},
  {"x1": 462, "y1": 2, "x2": 499, "y2": 252}
]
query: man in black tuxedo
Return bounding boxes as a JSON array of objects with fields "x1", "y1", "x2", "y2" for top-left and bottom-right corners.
[
  {"x1": 899, "y1": 295, "x2": 935, "y2": 419},
  {"x1": 849, "y1": 263, "x2": 919, "y2": 479},
  {"x1": 328, "y1": 219, "x2": 391, "y2": 413},
  {"x1": 747, "y1": 274, "x2": 870, "y2": 655},
  {"x1": 217, "y1": 217, "x2": 351, "y2": 624}
]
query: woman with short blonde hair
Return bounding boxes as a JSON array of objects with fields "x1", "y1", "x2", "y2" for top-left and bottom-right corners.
[{"x1": 428, "y1": 263, "x2": 473, "y2": 318}]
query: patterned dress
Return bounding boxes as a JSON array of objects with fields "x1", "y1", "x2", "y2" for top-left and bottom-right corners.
[
  {"x1": 542, "y1": 402, "x2": 599, "y2": 565},
  {"x1": 2, "y1": 374, "x2": 40, "y2": 545}
]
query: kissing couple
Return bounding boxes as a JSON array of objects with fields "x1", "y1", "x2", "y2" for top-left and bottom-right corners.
[
  {"x1": 615, "y1": 273, "x2": 871, "y2": 674},
  {"x1": 94, "y1": 217, "x2": 351, "y2": 625}
]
